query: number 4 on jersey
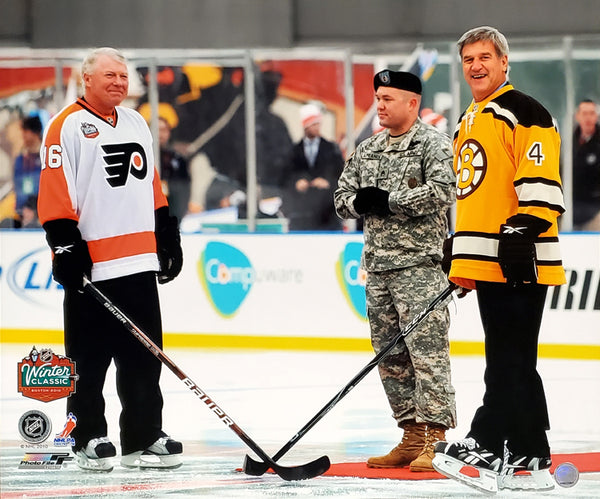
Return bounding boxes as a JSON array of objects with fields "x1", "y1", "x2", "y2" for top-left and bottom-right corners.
[{"x1": 527, "y1": 142, "x2": 545, "y2": 166}]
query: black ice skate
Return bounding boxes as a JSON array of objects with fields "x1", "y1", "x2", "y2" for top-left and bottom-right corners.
[
  {"x1": 74, "y1": 436, "x2": 117, "y2": 472},
  {"x1": 499, "y1": 454, "x2": 554, "y2": 491},
  {"x1": 432, "y1": 437, "x2": 503, "y2": 493},
  {"x1": 121, "y1": 436, "x2": 183, "y2": 469}
]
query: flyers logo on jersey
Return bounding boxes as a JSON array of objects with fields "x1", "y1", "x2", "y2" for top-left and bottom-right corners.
[
  {"x1": 456, "y1": 138, "x2": 487, "y2": 199},
  {"x1": 101, "y1": 142, "x2": 148, "y2": 187}
]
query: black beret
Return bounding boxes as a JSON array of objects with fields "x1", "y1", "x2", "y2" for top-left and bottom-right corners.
[{"x1": 374, "y1": 70, "x2": 422, "y2": 95}]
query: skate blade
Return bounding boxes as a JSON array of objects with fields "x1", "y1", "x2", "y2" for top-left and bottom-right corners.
[
  {"x1": 121, "y1": 451, "x2": 182, "y2": 469},
  {"x1": 75, "y1": 455, "x2": 114, "y2": 472},
  {"x1": 500, "y1": 469, "x2": 554, "y2": 491},
  {"x1": 432, "y1": 454, "x2": 498, "y2": 494}
]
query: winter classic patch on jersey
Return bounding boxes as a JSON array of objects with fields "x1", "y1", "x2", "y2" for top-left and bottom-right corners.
[
  {"x1": 456, "y1": 138, "x2": 487, "y2": 199},
  {"x1": 80, "y1": 122, "x2": 99, "y2": 139},
  {"x1": 101, "y1": 142, "x2": 148, "y2": 187}
]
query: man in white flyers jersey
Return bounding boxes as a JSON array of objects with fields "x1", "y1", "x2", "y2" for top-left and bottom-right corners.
[{"x1": 38, "y1": 47, "x2": 183, "y2": 472}]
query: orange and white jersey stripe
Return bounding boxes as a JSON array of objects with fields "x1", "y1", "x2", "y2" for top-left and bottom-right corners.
[
  {"x1": 450, "y1": 84, "x2": 566, "y2": 288},
  {"x1": 38, "y1": 98, "x2": 168, "y2": 281}
]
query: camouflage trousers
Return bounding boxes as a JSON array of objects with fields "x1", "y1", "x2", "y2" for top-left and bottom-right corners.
[{"x1": 366, "y1": 262, "x2": 456, "y2": 429}]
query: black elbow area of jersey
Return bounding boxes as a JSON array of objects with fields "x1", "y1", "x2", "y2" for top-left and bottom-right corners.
[{"x1": 43, "y1": 218, "x2": 83, "y2": 248}]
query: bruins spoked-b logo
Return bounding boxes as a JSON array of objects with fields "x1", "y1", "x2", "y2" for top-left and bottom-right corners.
[
  {"x1": 19, "y1": 410, "x2": 52, "y2": 444},
  {"x1": 101, "y1": 142, "x2": 148, "y2": 187},
  {"x1": 456, "y1": 138, "x2": 487, "y2": 199}
]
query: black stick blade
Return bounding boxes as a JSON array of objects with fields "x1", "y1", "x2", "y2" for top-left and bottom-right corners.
[
  {"x1": 243, "y1": 454, "x2": 271, "y2": 476},
  {"x1": 246, "y1": 454, "x2": 330, "y2": 480}
]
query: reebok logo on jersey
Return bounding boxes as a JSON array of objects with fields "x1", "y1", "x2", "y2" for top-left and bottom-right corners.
[
  {"x1": 101, "y1": 142, "x2": 148, "y2": 187},
  {"x1": 502, "y1": 226, "x2": 527, "y2": 235},
  {"x1": 54, "y1": 244, "x2": 74, "y2": 254}
]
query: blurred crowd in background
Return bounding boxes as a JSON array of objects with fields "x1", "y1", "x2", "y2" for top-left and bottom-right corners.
[{"x1": 0, "y1": 57, "x2": 598, "y2": 232}]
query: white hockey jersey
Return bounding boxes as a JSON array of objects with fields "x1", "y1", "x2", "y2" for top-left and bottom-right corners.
[{"x1": 38, "y1": 97, "x2": 168, "y2": 282}]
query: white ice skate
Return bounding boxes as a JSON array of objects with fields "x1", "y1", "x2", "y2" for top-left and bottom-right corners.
[
  {"x1": 121, "y1": 436, "x2": 183, "y2": 469},
  {"x1": 432, "y1": 437, "x2": 502, "y2": 493},
  {"x1": 74, "y1": 436, "x2": 116, "y2": 472},
  {"x1": 499, "y1": 454, "x2": 554, "y2": 491}
]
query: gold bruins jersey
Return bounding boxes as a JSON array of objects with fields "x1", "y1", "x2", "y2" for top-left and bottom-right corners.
[{"x1": 449, "y1": 83, "x2": 566, "y2": 289}]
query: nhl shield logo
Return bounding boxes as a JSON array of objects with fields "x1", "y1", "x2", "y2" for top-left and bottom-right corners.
[
  {"x1": 18, "y1": 410, "x2": 52, "y2": 444},
  {"x1": 18, "y1": 347, "x2": 78, "y2": 402}
]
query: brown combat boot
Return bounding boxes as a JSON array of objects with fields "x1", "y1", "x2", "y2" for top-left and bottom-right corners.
[
  {"x1": 367, "y1": 421, "x2": 427, "y2": 468},
  {"x1": 409, "y1": 424, "x2": 446, "y2": 472}
]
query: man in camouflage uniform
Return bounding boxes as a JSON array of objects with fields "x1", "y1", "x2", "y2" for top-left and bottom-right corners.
[{"x1": 334, "y1": 70, "x2": 456, "y2": 472}]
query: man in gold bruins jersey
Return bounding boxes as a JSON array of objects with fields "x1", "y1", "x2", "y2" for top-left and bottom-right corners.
[{"x1": 432, "y1": 27, "x2": 566, "y2": 494}]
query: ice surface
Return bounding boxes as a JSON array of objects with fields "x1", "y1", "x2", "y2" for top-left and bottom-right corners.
[{"x1": 1, "y1": 346, "x2": 599, "y2": 497}]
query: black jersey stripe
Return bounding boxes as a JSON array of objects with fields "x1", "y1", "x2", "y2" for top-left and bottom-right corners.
[
  {"x1": 514, "y1": 176, "x2": 563, "y2": 189},
  {"x1": 518, "y1": 199, "x2": 566, "y2": 214},
  {"x1": 487, "y1": 88, "x2": 555, "y2": 129}
]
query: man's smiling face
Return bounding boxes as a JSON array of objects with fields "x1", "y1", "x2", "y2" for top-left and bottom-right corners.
[{"x1": 461, "y1": 40, "x2": 508, "y2": 102}]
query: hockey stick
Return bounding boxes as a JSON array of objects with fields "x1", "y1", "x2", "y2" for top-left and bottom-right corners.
[
  {"x1": 243, "y1": 282, "x2": 457, "y2": 476},
  {"x1": 82, "y1": 277, "x2": 330, "y2": 481}
]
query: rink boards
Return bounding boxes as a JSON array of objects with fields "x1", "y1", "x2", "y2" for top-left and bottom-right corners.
[{"x1": 0, "y1": 230, "x2": 598, "y2": 359}]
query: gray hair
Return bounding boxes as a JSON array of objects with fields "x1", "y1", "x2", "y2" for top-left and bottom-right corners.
[
  {"x1": 81, "y1": 47, "x2": 127, "y2": 78},
  {"x1": 457, "y1": 26, "x2": 509, "y2": 58}
]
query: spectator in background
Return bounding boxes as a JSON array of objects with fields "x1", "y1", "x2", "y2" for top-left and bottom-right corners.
[
  {"x1": 286, "y1": 103, "x2": 345, "y2": 230},
  {"x1": 573, "y1": 99, "x2": 600, "y2": 231},
  {"x1": 158, "y1": 117, "x2": 191, "y2": 224},
  {"x1": 14, "y1": 115, "x2": 43, "y2": 218},
  {"x1": 20, "y1": 195, "x2": 41, "y2": 228}
]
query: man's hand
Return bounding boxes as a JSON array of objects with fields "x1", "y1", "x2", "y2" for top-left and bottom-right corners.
[
  {"x1": 353, "y1": 186, "x2": 391, "y2": 216},
  {"x1": 498, "y1": 214, "x2": 552, "y2": 285},
  {"x1": 441, "y1": 235, "x2": 453, "y2": 275},
  {"x1": 155, "y1": 207, "x2": 183, "y2": 284},
  {"x1": 43, "y1": 219, "x2": 92, "y2": 291}
]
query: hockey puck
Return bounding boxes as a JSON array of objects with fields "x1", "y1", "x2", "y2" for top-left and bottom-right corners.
[{"x1": 554, "y1": 462, "x2": 579, "y2": 488}]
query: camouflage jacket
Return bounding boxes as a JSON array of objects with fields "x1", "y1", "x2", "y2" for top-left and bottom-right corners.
[{"x1": 334, "y1": 118, "x2": 455, "y2": 271}]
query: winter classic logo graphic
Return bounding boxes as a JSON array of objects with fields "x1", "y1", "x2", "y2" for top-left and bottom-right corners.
[
  {"x1": 336, "y1": 242, "x2": 367, "y2": 320},
  {"x1": 198, "y1": 241, "x2": 254, "y2": 317},
  {"x1": 18, "y1": 347, "x2": 78, "y2": 402}
]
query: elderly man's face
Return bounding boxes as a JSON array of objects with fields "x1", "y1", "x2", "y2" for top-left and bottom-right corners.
[
  {"x1": 83, "y1": 54, "x2": 129, "y2": 113},
  {"x1": 461, "y1": 40, "x2": 508, "y2": 102}
]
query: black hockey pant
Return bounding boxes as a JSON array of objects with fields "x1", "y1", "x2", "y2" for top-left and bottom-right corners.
[
  {"x1": 64, "y1": 272, "x2": 166, "y2": 455},
  {"x1": 467, "y1": 281, "x2": 551, "y2": 459}
]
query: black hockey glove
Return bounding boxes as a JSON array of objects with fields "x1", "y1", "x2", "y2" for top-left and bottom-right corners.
[
  {"x1": 353, "y1": 186, "x2": 391, "y2": 216},
  {"x1": 498, "y1": 214, "x2": 551, "y2": 285},
  {"x1": 441, "y1": 235, "x2": 454, "y2": 276},
  {"x1": 155, "y1": 207, "x2": 183, "y2": 284},
  {"x1": 43, "y1": 219, "x2": 92, "y2": 291}
]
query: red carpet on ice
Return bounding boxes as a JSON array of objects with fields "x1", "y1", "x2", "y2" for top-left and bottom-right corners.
[{"x1": 322, "y1": 452, "x2": 600, "y2": 480}]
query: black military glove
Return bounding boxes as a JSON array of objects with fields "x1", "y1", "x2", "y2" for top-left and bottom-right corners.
[
  {"x1": 155, "y1": 207, "x2": 183, "y2": 284},
  {"x1": 498, "y1": 214, "x2": 551, "y2": 285},
  {"x1": 441, "y1": 235, "x2": 454, "y2": 275},
  {"x1": 43, "y1": 219, "x2": 92, "y2": 291},
  {"x1": 353, "y1": 186, "x2": 391, "y2": 216}
]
